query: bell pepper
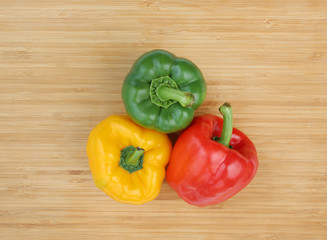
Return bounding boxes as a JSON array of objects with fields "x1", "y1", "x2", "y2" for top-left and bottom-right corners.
[
  {"x1": 87, "y1": 115, "x2": 172, "y2": 204},
  {"x1": 166, "y1": 103, "x2": 258, "y2": 207},
  {"x1": 122, "y1": 49, "x2": 207, "y2": 133}
]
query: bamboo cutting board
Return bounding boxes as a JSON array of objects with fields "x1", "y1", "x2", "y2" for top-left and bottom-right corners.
[{"x1": 1, "y1": 1, "x2": 327, "y2": 239}]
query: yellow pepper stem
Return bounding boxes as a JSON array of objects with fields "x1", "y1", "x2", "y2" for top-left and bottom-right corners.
[
  {"x1": 119, "y1": 146, "x2": 144, "y2": 174},
  {"x1": 126, "y1": 147, "x2": 144, "y2": 166}
]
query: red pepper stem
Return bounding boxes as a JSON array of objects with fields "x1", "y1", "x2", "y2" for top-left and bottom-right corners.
[
  {"x1": 125, "y1": 147, "x2": 144, "y2": 167},
  {"x1": 218, "y1": 102, "x2": 233, "y2": 147}
]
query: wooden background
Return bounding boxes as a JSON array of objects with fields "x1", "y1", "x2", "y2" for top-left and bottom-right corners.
[{"x1": 1, "y1": 0, "x2": 326, "y2": 239}]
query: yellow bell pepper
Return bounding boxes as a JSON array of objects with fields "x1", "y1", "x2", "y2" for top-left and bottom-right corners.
[{"x1": 87, "y1": 115, "x2": 172, "y2": 204}]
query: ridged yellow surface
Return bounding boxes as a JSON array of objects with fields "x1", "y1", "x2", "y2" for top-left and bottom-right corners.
[{"x1": 87, "y1": 115, "x2": 171, "y2": 204}]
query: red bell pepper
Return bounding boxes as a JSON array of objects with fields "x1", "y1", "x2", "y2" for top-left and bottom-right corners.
[{"x1": 166, "y1": 102, "x2": 258, "y2": 207}]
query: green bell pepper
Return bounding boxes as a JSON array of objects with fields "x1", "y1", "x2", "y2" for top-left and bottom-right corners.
[{"x1": 121, "y1": 49, "x2": 207, "y2": 133}]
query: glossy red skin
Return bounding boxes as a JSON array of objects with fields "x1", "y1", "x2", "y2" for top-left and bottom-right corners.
[{"x1": 166, "y1": 114, "x2": 258, "y2": 207}]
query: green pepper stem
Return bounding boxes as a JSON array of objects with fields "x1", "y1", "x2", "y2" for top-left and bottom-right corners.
[
  {"x1": 217, "y1": 102, "x2": 233, "y2": 147},
  {"x1": 125, "y1": 147, "x2": 144, "y2": 167},
  {"x1": 156, "y1": 85, "x2": 194, "y2": 107}
]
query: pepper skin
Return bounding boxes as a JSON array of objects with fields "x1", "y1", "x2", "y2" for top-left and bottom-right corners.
[
  {"x1": 166, "y1": 103, "x2": 258, "y2": 207},
  {"x1": 122, "y1": 49, "x2": 206, "y2": 133},
  {"x1": 87, "y1": 115, "x2": 172, "y2": 204}
]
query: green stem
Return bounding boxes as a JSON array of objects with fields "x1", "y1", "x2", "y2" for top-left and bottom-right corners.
[
  {"x1": 217, "y1": 102, "x2": 233, "y2": 147},
  {"x1": 125, "y1": 147, "x2": 144, "y2": 167},
  {"x1": 156, "y1": 85, "x2": 194, "y2": 107}
]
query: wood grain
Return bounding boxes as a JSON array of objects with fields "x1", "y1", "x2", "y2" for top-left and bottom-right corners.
[{"x1": 1, "y1": 0, "x2": 327, "y2": 239}]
